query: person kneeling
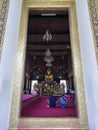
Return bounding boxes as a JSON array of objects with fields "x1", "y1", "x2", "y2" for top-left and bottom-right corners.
[
  {"x1": 59, "y1": 94, "x2": 67, "y2": 108},
  {"x1": 48, "y1": 93, "x2": 57, "y2": 108}
]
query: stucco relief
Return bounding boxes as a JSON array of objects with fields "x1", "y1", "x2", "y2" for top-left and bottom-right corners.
[
  {"x1": 95, "y1": 0, "x2": 98, "y2": 16},
  {"x1": 0, "y1": 0, "x2": 97, "y2": 129},
  {"x1": 88, "y1": 0, "x2": 98, "y2": 63},
  {"x1": 0, "y1": 1, "x2": 2, "y2": 10},
  {"x1": 9, "y1": 0, "x2": 88, "y2": 130},
  {"x1": 0, "y1": 0, "x2": 9, "y2": 57}
]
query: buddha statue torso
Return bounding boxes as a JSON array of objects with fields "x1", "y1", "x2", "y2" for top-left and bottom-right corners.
[{"x1": 45, "y1": 68, "x2": 53, "y2": 81}]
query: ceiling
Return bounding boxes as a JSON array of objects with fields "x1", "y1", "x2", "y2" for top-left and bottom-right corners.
[{"x1": 25, "y1": 9, "x2": 73, "y2": 82}]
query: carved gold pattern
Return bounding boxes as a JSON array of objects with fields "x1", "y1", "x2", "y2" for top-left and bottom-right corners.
[
  {"x1": 0, "y1": 1, "x2": 2, "y2": 10},
  {"x1": 95, "y1": 0, "x2": 98, "y2": 15},
  {"x1": 9, "y1": 0, "x2": 89, "y2": 129},
  {"x1": 0, "y1": 0, "x2": 9, "y2": 58},
  {"x1": 88, "y1": 0, "x2": 98, "y2": 64},
  {"x1": 69, "y1": 4, "x2": 88, "y2": 128}
]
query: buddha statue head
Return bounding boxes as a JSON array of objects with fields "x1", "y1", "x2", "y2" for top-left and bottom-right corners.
[{"x1": 47, "y1": 68, "x2": 51, "y2": 75}]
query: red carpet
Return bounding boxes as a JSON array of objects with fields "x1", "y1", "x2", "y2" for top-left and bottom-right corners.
[{"x1": 21, "y1": 96, "x2": 77, "y2": 117}]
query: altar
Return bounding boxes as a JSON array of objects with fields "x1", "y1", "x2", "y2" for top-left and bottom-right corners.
[
  {"x1": 40, "y1": 81, "x2": 63, "y2": 96},
  {"x1": 39, "y1": 68, "x2": 65, "y2": 96}
]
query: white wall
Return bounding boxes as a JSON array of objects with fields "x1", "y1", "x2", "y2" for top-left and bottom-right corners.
[
  {"x1": 0, "y1": 0, "x2": 98, "y2": 129},
  {"x1": 0, "y1": 0, "x2": 23, "y2": 130},
  {"x1": 76, "y1": 0, "x2": 98, "y2": 130}
]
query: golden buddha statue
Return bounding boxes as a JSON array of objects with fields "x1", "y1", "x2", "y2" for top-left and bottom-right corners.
[{"x1": 45, "y1": 68, "x2": 53, "y2": 81}]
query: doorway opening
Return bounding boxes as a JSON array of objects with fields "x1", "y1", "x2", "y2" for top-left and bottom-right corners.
[{"x1": 21, "y1": 9, "x2": 78, "y2": 117}]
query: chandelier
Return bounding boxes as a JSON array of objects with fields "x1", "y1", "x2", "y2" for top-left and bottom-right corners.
[
  {"x1": 43, "y1": 30, "x2": 52, "y2": 42},
  {"x1": 44, "y1": 48, "x2": 54, "y2": 67},
  {"x1": 44, "y1": 48, "x2": 52, "y2": 55},
  {"x1": 44, "y1": 55, "x2": 54, "y2": 63},
  {"x1": 43, "y1": 30, "x2": 53, "y2": 67},
  {"x1": 46, "y1": 63, "x2": 52, "y2": 67}
]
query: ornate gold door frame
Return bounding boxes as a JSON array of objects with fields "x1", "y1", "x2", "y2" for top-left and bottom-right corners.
[
  {"x1": 9, "y1": 0, "x2": 88, "y2": 129},
  {"x1": 88, "y1": 0, "x2": 98, "y2": 64},
  {"x1": 0, "y1": 0, "x2": 9, "y2": 58}
]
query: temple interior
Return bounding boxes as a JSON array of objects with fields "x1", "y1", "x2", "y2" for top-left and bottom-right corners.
[
  {"x1": 21, "y1": 9, "x2": 77, "y2": 118},
  {"x1": 1, "y1": 0, "x2": 98, "y2": 129},
  {"x1": 23, "y1": 9, "x2": 75, "y2": 96}
]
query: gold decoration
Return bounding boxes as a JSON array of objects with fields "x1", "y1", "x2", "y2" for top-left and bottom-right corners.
[
  {"x1": 95, "y1": 0, "x2": 98, "y2": 16},
  {"x1": 69, "y1": 3, "x2": 88, "y2": 128},
  {"x1": 88, "y1": 0, "x2": 98, "y2": 64},
  {"x1": 45, "y1": 68, "x2": 53, "y2": 81},
  {"x1": 0, "y1": 1, "x2": 2, "y2": 10},
  {"x1": 9, "y1": 0, "x2": 89, "y2": 129},
  {"x1": 0, "y1": 0, "x2": 9, "y2": 58}
]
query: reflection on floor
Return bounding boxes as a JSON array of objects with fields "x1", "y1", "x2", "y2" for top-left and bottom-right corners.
[{"x1": 21, "y1": 95, "x2": 78, "y2": 117}]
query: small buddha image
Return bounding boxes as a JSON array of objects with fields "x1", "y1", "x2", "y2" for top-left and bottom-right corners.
[{"x1": 45, "y1": 68, "x2": 53, "y2": 81}]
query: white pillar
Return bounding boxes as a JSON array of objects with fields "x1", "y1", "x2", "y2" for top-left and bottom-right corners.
[
  {"x1": 76, "y1": 0, "x2": 98, "y2": 130},
  {"x1": 0, "y1": 0, "x2": 23, "y2": 130}
]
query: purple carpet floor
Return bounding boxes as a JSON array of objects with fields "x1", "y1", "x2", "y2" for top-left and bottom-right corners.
[{"x1": 21, "y1": 96, "x2": 78, "y2": 117}]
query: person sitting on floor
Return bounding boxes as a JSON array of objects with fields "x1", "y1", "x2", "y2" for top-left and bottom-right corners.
[
  {"x1": 48, "y1": 93, "x2": 57, "y2": 108},
  {"x1": 59, "y1": 94, "x2": 68, "y2": 108}
]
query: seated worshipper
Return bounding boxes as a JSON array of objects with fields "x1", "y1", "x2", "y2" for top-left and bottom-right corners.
[
  {"x1": 48, "y1": 93, "x2": 57, "y2": 108},
  {"x1": 59, "y1": 94, "x2": 68, "y2": 108}
]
